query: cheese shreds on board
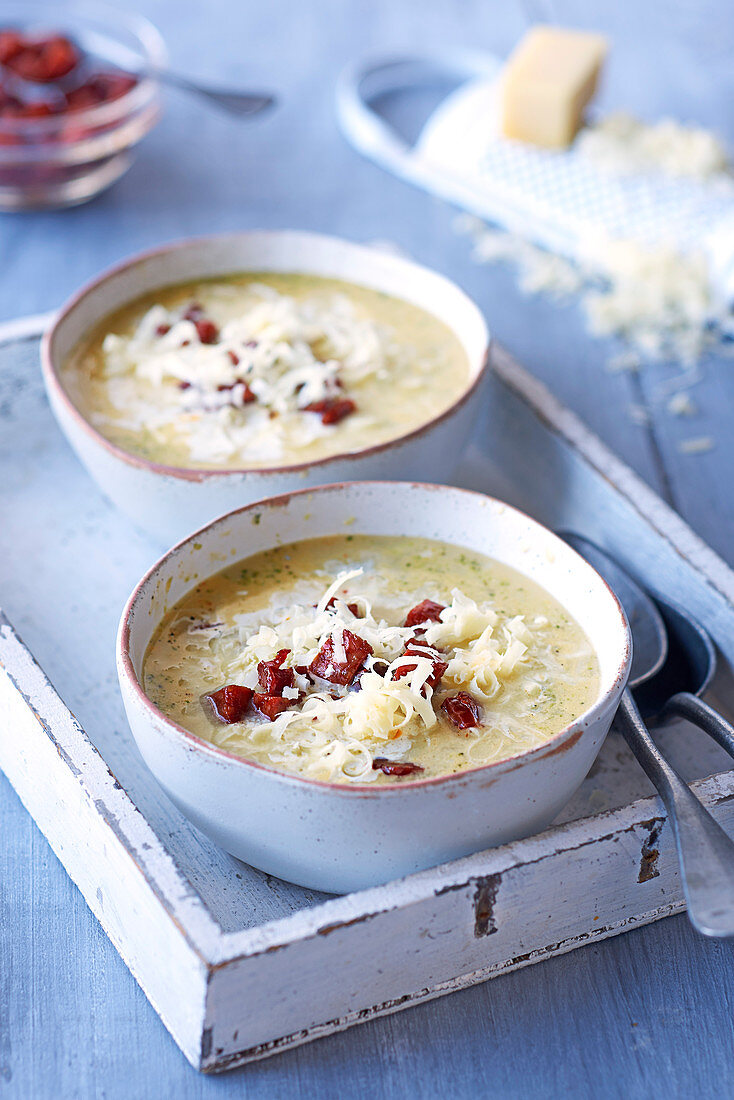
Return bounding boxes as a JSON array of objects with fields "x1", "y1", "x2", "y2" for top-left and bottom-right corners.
[
  {"x1": 501, "y1": 26, "x2": 608, "y2": 149},
  {"x1": 575, "y1": 112, "x2": 731, "y2": 181}
]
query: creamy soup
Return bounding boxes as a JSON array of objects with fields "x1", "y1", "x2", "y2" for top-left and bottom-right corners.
[
  {"x1": 143, "y1": 535, "x2": 599, "y2": 783},
  {"x1": 62, "y1": 274, "x2": 471, "y2": 470}
]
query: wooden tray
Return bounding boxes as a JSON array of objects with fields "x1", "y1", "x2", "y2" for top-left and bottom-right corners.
[{"x1": 2, "y1": 322, "x2": 734, "y2": 1073}]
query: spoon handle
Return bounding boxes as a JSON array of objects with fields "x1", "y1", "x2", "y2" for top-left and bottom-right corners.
[
  {"x1": 661, "y1": 692, "x2": 734, "y2": 761},
  {"x1": 617, "y1": 690, "x2": 734, "y2": 937},
  {"x1": 151, "y1": 69, "x2": 276, "y2": 117}
]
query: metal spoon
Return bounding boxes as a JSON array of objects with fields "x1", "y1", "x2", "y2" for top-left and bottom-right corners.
[
  {"x1": 635, "y1": 599, "x2": 734, "y2": 757},
  {"x1": 562, "y1": 537, "x2": 734, "y2": 758},
  {"x1": 562, "y1": 531, "x2": 734, "y2": 937},
  {"x1": 150, "y1": 70, "x2": 276, "y2": 118},
  {"x1": 91, "y1": 38, "x2": 277, "y2": 120}
]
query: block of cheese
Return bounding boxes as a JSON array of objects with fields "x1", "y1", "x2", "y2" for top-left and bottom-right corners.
[{"x1": 501, "y1": 26, "x2": 608, "y2": 149}]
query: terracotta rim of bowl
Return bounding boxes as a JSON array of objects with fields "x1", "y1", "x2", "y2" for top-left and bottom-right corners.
[
  {"x1": 41, "y1": 230, "x2": 490, "y2": 484},
  {"x1": 117, "y1": 480, "x2": 632, "y2": 795}
]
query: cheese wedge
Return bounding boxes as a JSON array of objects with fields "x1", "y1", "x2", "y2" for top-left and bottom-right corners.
[{"x1": 501, "y1": 26, "x2": 608, "y2": 149}]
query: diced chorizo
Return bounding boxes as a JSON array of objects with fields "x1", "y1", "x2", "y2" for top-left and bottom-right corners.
[
  {"x1": 217, "y1": 378, "x2": 256, "y2": 403},
  {"x1": 7, "y1": 35, "x2": 79, "y2": 82},
  {"x1": 182, "y1": 303, "x2": 219, "y2": 344},
  {"x1": 309, "y1": 630, "x2": 373, "y2": 685},
  {"x1": 442, "y1": 692, "x2": 482, "y2": 729},
  {"x1": 303, "y1": 397, "x2": 356, "y2": 425},
  {"x1": 194, "y1": 319, "x2": 218, "y2": 344},
  {"x1": 0, "y1": 31, "x2": 24, "y2": 65},
  {"x1": 253, "y1": 694, "x2": 296, "y2": 721},
  {"x1": 404, "y1": 599, "x2": 445, "y2": 628},
  {"x1": 203, "y1": 684, "x2": 253, "y2": 723},
  {"x1": 64, "y1": 83, "x2": 104, "y2": 111},
  {"x1": 372, "y1": 758, "x2": 424, "y2": 776},
  {"x1": 393, "y1": 640, "x2": 448, "y2": 693},
  {"x1": 65, "y1": 72, "x2": 137, "y2": 110},
  {"x1": 257, "y1": 649, "x2": 295, "y2": 696}
]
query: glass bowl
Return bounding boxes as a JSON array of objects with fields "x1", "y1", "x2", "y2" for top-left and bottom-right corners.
[{"x1": 0, "y1": 1, "x2": 166, "y2": 210}]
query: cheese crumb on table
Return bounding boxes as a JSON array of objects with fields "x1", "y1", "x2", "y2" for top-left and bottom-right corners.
[
  {"x1": 501, "y1": 26, "x2": 608, "y2": 149},
  {"x1": 677, "y1": 436, "x2": 715, "y2": 455},
  {"x1": 454, "y1": 213, "x2": 734, "y2": 371},
  {"x1": 667, "y1": 392, "x2": 698, "y2": 417}
]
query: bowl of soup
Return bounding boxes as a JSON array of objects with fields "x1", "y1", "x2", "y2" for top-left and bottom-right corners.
[
  {"x1": 42, "y1": 231, "x2": 489, "y2": 543},
  {"x1": 117, "y1": 481, "x2": 631, "y2": 893}
]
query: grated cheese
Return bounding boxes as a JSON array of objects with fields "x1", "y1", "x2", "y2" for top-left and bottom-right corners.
[
  {"x1": 92, "y1": 286, "x2": 398, "y2": 466},
  {"x1": 205, "y1": 571, "x2": 537, "y2": 782},
  {"x1": 457, "y1": 213, "x2": 734, "y2": 372},
  {"x1": 581, "y1": 239, "x2": 717, "y2": 362}
]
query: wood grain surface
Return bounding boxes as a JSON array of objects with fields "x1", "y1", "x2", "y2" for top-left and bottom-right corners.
[{"x1": 2, "y1": 0, "x2": 734, "y2": 1095}]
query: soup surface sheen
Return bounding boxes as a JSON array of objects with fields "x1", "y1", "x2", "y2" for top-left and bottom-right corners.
[
  {"x1": 62, "y1": 273, "x2": 470, "y2": 470},
  {"x1": 143, "y1": 535, "x2": 599, "y2": 783}
]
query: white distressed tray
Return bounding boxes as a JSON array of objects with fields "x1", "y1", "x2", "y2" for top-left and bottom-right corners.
[{"x1": 3, "y1": 321, "x2": 734, "y2": 1073}]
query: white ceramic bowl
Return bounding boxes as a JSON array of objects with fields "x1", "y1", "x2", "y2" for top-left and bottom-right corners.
[
  {"x1": 42, "y1": 231, "x2": 489, "y2": 544},
  {"x1": 117, "y1": 481, "x2": 631, "y2": 894}
]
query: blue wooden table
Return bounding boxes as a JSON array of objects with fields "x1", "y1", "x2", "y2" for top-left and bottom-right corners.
[{"x1": 3, "y1": 1, "x2": 734, "y2": 1095}]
